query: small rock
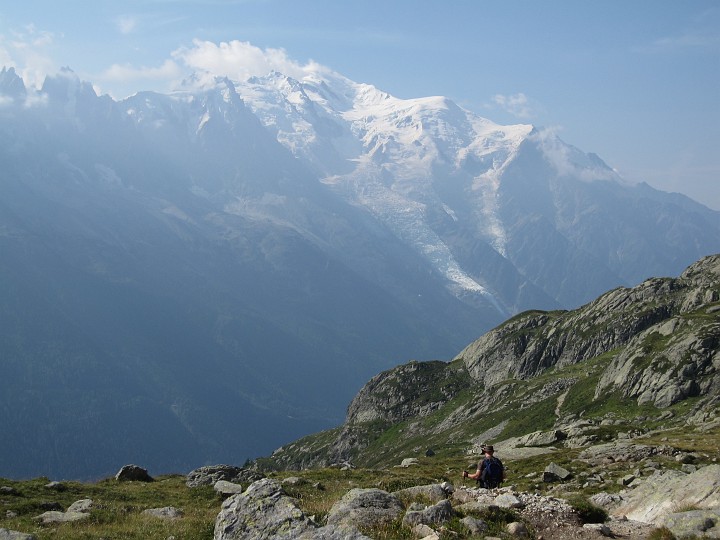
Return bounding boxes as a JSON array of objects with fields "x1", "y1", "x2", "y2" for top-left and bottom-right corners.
[
  {"x1": 425, "y1": 448, "x2": 435, "y2": 457},
  {"x1": 506, "y1": 521, "x2": 529, "y2": 537},
  {"x1": 67, "y1": 499, "x2": 93, "y2": 513},
  {"x1": 142, "y1": 507, "x2": 183, "y2": 520},
  {"x1": 544, "y1": 462, "x2": 572, "y2": 481},
  {"x1": 0, "y1": 487, "x2": 20, "y2": 496},
  {"x1": 461, "y1": 516, "x2": 488, "y2": 535},
  {"x1": 495, "y1": 493, "x2": 524, "y2": 509},
  {"x1": 618, "y1": 474, "x2": 636, "y2": 486},
  {"x1": 400, "y1": 458, "x2": 419, "y2": 467},
  {"x1": 5, "y1": 511, "x2": 18, "y2": 519},
  {"x1": 583, "y1": 523, "x2": 612, "y2": 536},
  {"x1": 44, "y1": 481, "x2": 66, "y2": 491},
  {"x1": 281, "y1": 476, "x2": 307, "y2": 486},
  {"x1": 412, "y1": 523, "x2": 437, "y2": 538},
  {"x1": 402, "y1": 499, "x2": 453, "y2": 527},
  {"x1": 115, "y1": 464, "x2": 153, "y2": 482},
  {"x1": 0, "y1": 529, "x2": 38, "y2": 540}
]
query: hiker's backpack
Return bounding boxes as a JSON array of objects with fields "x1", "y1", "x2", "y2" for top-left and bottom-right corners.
[{"x1": 480, "y1": 457, "x2": 503, "y2": 488}]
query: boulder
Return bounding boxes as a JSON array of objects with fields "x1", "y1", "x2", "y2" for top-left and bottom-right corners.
[
  {"x1": 115, "y1": 464, "x2": 153, "y2": 482},
  {"x1": 187, "y1": 465, "x2": 263, "y2": 488},
  {"x1": 402, "y1": 499, "x2": 453, "y2": 527},
  {"x1": 33, "y1": 511, "x2": 90, "y2": 524},
  {"x1": 589, "y1": 492, "x2": 624, "y2": 510},
  {"x1": 214, "y1": 479, "x2": 372, "y2": 540},
  {"x1": 214, "y1": 480, "x2": 244, "y2": 496},
  {"x1": 461, "y1": 516, "x2": 489, "y2": 535},
  {"x1": 142, "y1": 507, "x2": 183, "y2": 520},
  {"x1": 399, "y1": 458, "x2": 419, "y2": 467},
  {"x1": 214, "y1": 479, "x2": 314, "y2": 539},
  {"x1": 43, "y1": 481, "x2": 66, "y2": 491},
  {"x1": 326, "y1": 488, "x2": 404, "y2": 529},
  {"x1": 543, "y1": 462, "x2": 572, "y2": 482},
  {"x1": 0, "y1": 487, "x2": 19, "y2": 496},
  {"x1": 495, "y1": 493, "x2": 525, "y2": 509},
  {"x1": 67, "y1": 499, "x2": 93, "y2": 513},
  {"x1": 583, "y1": 523, "x2": 612, "y2": 536},
  {"x1": 506, "y1": 521, "x2": 530, "y2": 537},
  {"x1": 517, "y1": 430, "x2": 566, "y2": 447},
  {"x1": 662, "y1": 508, "x2": 720, "y2": 539},
  {"x1": 281, "y1": 476, "x2": 308, "y2": 486},
  {"x1": 614, "y1": 464, "x2": 720, "y2": 524},
  {"x1": 392, "y1": 483, "x2": 450, "y2": 503},
  {"x1": 0, "y1": 530, "x2": 36, "y2": 540}
]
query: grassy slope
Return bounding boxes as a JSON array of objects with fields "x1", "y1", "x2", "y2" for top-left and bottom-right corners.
[{"x1": 2, "y1": 419, "x2": 718, "y2": 539}]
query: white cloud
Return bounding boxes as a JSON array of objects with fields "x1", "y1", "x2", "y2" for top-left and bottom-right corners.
[
  {"x1": 96, "y1": 59, "x2": 184, "y2": 98},
  {"x1": 102, "y1": 59, "x2": 183, "y2": 82},
  {"x1": 0, "y1": 25, "x2": 56, "y2": 89},
  {"x1": 117, "y1": 16, "x2": 138, "y2": 35},
  {"x1": 172, "y1": 39, "x2": 327, "y2": 82},
  {"x1": 491, "y1": 93, "x2": 533, "y2": 119}
]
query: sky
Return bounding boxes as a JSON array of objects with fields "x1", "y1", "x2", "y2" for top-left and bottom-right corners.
[{"x1": 1, "y1": 0, "x2": 719, "y2": 209}]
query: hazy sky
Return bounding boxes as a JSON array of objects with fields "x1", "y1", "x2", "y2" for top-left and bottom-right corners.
[{"x1": 1, "y1": 1, "x2": 718, "y2": 209}]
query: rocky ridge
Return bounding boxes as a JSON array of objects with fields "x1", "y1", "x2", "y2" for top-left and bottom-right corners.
[{"x1": 268, "y1": 254, "x2": 720, "y2": 471}]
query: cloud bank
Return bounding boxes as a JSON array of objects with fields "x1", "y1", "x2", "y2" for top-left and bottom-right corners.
[{"x1": 172, "y1": 39, "x2": 328, "y2": 82}]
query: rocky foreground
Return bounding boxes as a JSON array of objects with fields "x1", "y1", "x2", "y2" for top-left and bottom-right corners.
[
  {"x1": 2, "y1": 440, "x2": 719, "y2": 539},
  {"x1": 207, "y1": 465, "x2": 719, "y2": 539}
]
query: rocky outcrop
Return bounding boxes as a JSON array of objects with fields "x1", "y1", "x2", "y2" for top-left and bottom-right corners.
[
  {"x1": 325, "y1": 488, "x2": 404, "y2": 530},
  {"x1": 662, "y1": 508, "x2": 720, "y2": 538},
  {"x1": 115, "y1": 464, "x2": 153, "y2": 482},
  {"x1": 187, "y1": 465, "x2": 264, "y2": 488},
  {"x1": 214, "y1": 479, "x2": 372, "y2": 540},
  {"x1": 457, "y1": 255, "x2": 720, "y2": 404},
  {"x1": 613, "y1": 464, "x2": 720, "y2": 524},
  {"x1": 31, "y1": 498, "x2": 93, "y2": 525}
]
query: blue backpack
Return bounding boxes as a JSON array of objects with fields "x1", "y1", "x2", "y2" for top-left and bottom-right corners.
[{"x1": 480, "y1": 457, "x2": 503, "y2": 488}]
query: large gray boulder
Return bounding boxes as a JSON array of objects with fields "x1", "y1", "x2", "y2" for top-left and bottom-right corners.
[
  {"x1": 392, "y1": 483, "x2": 450, "y2": 503},
  {"x1": 215, "y1": 479, "x2": 314, "y2": 539},
  {"x1": 402, "y1": 499, "x2": 453, "y2": 527},
  {"x1": 214, "y1": 479, "x2": 371, "y2": 540},
  {"x1": 326, "y1": 488, "x2": 405, "y2": 529},
  {"x1": 614, "y1": 464, "x2": 720, "y2": 524}
]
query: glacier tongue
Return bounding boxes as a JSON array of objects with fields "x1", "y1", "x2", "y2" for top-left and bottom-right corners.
[{"x1": 232, "y1": 70, "x2": 533, "y2": 306}]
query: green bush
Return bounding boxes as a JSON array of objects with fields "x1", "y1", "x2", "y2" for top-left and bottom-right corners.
[
  {"x1": 567, "y1": 495, "x2": 608, "y2": 524},
  {"x1": 646, "y1": 526, "x2": 677, "y2": 540}
]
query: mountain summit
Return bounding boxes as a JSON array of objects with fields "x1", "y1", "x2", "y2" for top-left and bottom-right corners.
[{"x1": 1, "y1": 66, "x2": 718, "y2": 479}]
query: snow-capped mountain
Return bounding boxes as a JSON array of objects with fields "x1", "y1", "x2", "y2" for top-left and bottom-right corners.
[{"x1": 1, "y1": 65, "x2": 718, "y2": 479}]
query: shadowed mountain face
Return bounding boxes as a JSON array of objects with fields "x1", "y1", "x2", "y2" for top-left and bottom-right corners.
[{"x1": 1, "y1": 67, "x2": 718, "y2": 479}]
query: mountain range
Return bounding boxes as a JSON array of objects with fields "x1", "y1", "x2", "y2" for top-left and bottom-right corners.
[{"x1": 1, "y1": 64, "x2": 718, "y2": 479}]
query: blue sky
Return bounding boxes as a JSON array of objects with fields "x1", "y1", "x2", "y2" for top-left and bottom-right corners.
[{"x1": 1, "y1": 1, "x2": 719, "y2": 209}]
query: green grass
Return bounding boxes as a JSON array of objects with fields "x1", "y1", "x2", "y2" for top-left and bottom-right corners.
[{"x1": 0, "y1": 475, "x2": 217, "y2": 540}]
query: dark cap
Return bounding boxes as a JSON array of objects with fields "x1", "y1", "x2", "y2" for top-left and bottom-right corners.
[{"x1": 481, "y1": 445, "x2": 494, "y2": 453}]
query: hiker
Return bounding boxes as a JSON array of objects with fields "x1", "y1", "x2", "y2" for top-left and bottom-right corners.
[{"x1": 462, "y1": 445, "x2": 505, "y2": 488}]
